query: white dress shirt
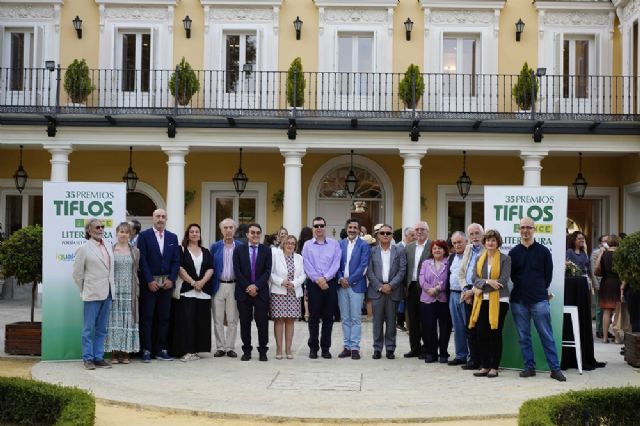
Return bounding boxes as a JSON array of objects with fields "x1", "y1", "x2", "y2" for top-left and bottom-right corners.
[
  {"x1": 343, "y1": 237, "x2": 357, "y2": 279},
  {"x1": 412, "y1": 242, "x2": 426, "y2": 281},
  {"x1": 381, "y1": 247, "x2": 391, "y2": 283}
]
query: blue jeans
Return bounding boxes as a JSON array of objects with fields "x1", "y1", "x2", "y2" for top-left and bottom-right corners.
[
  {"x1": 337, "y1": 286, "x2": 365, "y2": 350},
  {"x1": 82, "y1": 296, "x2": 112, "y2": 361},
  {"x1": 448, "y1": 292, "x2": 468, "y2": 361},
  {"x1": 511, "y1": 300, "x2": 560, "y2": 371}
]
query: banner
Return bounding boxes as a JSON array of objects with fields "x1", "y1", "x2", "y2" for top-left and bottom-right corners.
[
  {"x1": 42, "y1": 182, "x2": 126, "y2": 360},
  {"x1": 484, "y1": 186, "x2": 567, "y2": 371}
]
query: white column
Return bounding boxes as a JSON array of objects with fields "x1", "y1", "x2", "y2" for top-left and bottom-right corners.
[
  {"x1": 520, "y1": 151, "x2": 548, "y2": 187},
  {"x1": 280, "y1": 148, "x2": 306, "y2": 238},
  {"x1": 43, "y1": 144, "x2": 72, "y2": 182},
  {"x1": 163, "y1": 147, "x2": 188, "y2": 235},
  {"x1": 400, "y1": 149, "x2": 427, "y2": 231}
]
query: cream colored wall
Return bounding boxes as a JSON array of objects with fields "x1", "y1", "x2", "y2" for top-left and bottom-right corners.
[
  {"x1": 392, "y1": 0, "x2": 424, "y2": 73},
  {"x1": 174, "y1": 0, "x2": 204, "y2": 70},
  {"x1": 279, "y1": 0, "x2": 318, "y2": 73},
  {"x1": 0, "y1": 149, "x2": 52, "y2": 181},
  {"x1": 620, "y1": 154, "x2": 640, "y2": 185},
  {"x1": 59, "y1": 0, "x2": 100, "y2": 69},
  {"x1": 498, "y1": 2, "x2": 539, "y2": 74},
  {"x1": 542, "y1": 156, "x2": 622, "y2": 187}
]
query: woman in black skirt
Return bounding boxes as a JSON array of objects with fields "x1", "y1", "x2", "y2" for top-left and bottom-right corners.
[{"x1": 174, "y1": 223, "x2": 214, "y2": 361}]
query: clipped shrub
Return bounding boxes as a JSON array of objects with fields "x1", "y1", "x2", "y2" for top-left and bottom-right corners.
[
  {"x1": 64, "y1": 59, "x2": 95, "y2": 104},
  {"x1": 398, "y1": 64, "x2": 425, "y2": 109},
  {"x1": 287, "y1": 57, "x2": 306, "y2": 107},
  {"x1": 169, "y1": 57, "x2": 201, "y2": 106},
  {"x1": 518, "y1": 387, "x2": 640, "y2": 426},
  {"x1": 613, "y1": 231, "x2": 640, "y2": 290},
  {"x1": 0, "y1": 376, "x2": 95, "y2": 425},
  {"x1": 512, "y1": 62, "x2": 539, "y2": 111}
]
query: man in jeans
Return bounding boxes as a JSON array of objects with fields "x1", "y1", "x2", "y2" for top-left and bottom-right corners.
[
  {"x1": 509, "y1": 217, "x2": 566, "y2": 382},
  {"x1": 447, "y1": 231, "x2": 468, "y2": 366}
]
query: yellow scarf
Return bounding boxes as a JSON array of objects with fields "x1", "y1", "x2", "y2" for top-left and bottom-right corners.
[{"x1": 468, "y1": 251, "x2": 500, "y2": 330}]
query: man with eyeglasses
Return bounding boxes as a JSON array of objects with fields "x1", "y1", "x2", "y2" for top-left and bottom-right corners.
[
  {"x1": 509, "y1": 217, "x2": 566, "y2": 382},
  {"x1": 403, "y1": 221, "x2": 432, "y2": 359},
  {"x1": 302, "y1": 216, "x2": 342, "y2": 359},
  {"x1": 336, "y1": 218, "x2": 370, "y2": 360},
  {"x1": 367, "y1": 224, "x2": 407, "y2": 359},
  {"x1": 137, "y1": 209, "x2": 180, "y2": 362},
  {"x1": 233, "y1": 223, "x2": 272, "y2": 361}
]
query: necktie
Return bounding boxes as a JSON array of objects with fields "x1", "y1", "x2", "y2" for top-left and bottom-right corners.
[
  {"x1": 250, "y1": 246, "x2": 257, "y2": 283},
  {"x1": 158, "y1": 231, "x2": 164, "y2": 255}
]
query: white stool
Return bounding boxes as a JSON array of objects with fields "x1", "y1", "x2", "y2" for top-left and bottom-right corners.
[{"x1": 562, "y1": 305, "x2": 582, "y2": 374}]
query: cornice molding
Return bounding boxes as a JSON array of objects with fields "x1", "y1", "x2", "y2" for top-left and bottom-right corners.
[
  {"x1": 200, "y1": 0, "x2": 281, "y2": 6},
  {"x1": 0, "y1": 3, "x2": 56, "y2": 19},
  {"x1": 420, "y1": 0, "x2": 505, "y2": 10},
  {"x1": 534, "y1": 1, "x2": 615, "y2": 12},
  {"x1": 95, "y1": 0, "x2": 177, "y2": 5},
  {"x1": 314, "y1": 0, "x2": 397, "y2": 7}
]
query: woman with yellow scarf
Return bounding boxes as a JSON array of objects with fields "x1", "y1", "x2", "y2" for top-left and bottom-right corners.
[{"x1": 468, "y1": 230, "x2": 511, "y2": 378}]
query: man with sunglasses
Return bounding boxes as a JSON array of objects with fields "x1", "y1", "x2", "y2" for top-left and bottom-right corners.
[
  {"x1": 302, "y1": 216, "x2": 342, "y2": 359},
  {"x1": 509, "y1": 216, "x2": 566, "y2": 382}
]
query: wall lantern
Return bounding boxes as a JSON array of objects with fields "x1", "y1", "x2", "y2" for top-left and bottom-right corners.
[
  {"x1": 183, "y1": 16, "x2": 192, "y2": 39},
  {"x1": 515, "y1": 18, "x2": 525, "y2": 42},
  {"x1": 572, "y1": 152, "x2": 588, "y2": 199},
  {"x1": 344, "y1": 149, "x2": 358, "y2": 198},
  {"x1": 293, "y1": 16, "x2": 303, "y2": 40},
  {"x1": 232, "y1": 148, "x2": 248, "y2": 196},
  {"x1": 73, "y1": 16, "x2": 83, "y2": 39},
  {"x1": 122, "y1": 146, "x2": 139, "y2": 193},
  {"x1": 456, "y1": 150, "x2": 472, "y2": 199},
  {"x1": 14, "y1": 145, "x2": 29, "y2": 193},
  {"x1": 404, "y1": 18, "x2": 414, "y2": 41}
]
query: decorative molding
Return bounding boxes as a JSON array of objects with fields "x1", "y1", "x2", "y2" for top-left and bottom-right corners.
[
  {"x1": 54, "y1": 4, "x2": 60, "y2": 32},
  {"x1": 200, "y1": 0, "x2": 281, "y2": 5},
  {"x1": 543, "y1": 11, "x2": 611, "y2": 26},
  {"x1": 621, "y1": 0, "x2": 639, "y2": 19},
  {"x1": 324, "y1": 8, "x2": 388, "y2": 24},
  {"x1": 0, "y1": 4, "x2": 54, "y2": 19},
  {"x1": 314, "y1": 0, "x2": 397, "y2": 7},
  {"x1": 209, "y1": 7, "x2": 273, "y2": 21},
  {"x1": 104, "y1": 6, "x2": 168, "y2": 20},
  {"x1": 430, "y1": 10, "x2": 494, "y2": 25}
]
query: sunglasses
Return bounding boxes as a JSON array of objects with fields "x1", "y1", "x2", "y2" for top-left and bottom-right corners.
[
  {"x1": 378, "y1": 232, "x2": 392, "y2": 236},
  {"x1": 313, "y1": 224, "x2": 325, "y2": 228},
  {"x1": 94, "y1": 225, "x2": 105, "y2": 230}
]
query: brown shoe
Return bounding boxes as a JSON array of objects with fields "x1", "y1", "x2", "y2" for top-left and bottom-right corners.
[{"x1": 338, "y1": 348, "x2": 352, "y2": 358}]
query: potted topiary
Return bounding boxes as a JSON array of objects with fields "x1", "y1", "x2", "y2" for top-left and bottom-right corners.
[
  {"x1": 287, "y1": 57, "x2": 306, "y2": 108},
  {"x1": 63, "y1": 59, "x2": 95, "y2": 105},
  {"x1": 398, "y1": 64, "x2": 425, "y2": 110},
  {"x1": 512, "y1": 62, "x2": 538, "y2": 112},
  {"x1": 0, "y1": 225, "x2": 43, "y2": 355},
  {"x1": 169, "y1": 57, "x2": 200, "y2": 106},
  {"x1": 613, "y1": 231, "x2": 640, "y2": 366}
]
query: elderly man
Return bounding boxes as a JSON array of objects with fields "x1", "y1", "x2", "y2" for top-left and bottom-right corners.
[
  {"x1": 509, "y1": 217, "x2": 566, "y2": 382},
  {"x1": 367, "y1": 224, "x2": 407, "y2": 359},
  {"x1": 457, "y1": 223, "x2": 485, "y2": 370},
  {"x1": 137, "y1": 209, "x2": 180, "y2": 362},
  {"x1": 403, "y1": 221, "x2": 432, "y2": 359},
  {"x1": 210, "y1": 218, "x2": 241, "y2": 358},
  {"x1": 398, "y1": 227, "x2": 416, "y2": 248},
  {"x1": 302, "y1": 216, "x2": 342, "y2": 359},
  {"x1": 337, "y1": 218, "x2": 370, "y2": 360},
  {"x1": 447, "y1": 230, "x2": 468, "y2": 366}
]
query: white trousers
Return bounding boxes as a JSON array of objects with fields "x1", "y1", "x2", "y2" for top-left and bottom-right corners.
[{"x1": 212, "y1": 282, "x2": 239, "y2": 351}]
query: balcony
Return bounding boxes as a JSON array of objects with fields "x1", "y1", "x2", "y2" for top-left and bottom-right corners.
[{"x1": 0, "y1": 67, "x2": 638, "y2": 135}]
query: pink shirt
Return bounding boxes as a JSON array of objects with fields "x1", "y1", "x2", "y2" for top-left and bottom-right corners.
[
  {"x1": 153, "y1": 227, "x2": 165, "y2": 255},
  {"x1": 419, "y1": 258, "x2": 448, "y2": 304},
  {"x1": 92, "y1": 238, "x2": 110, "y2": 269}
]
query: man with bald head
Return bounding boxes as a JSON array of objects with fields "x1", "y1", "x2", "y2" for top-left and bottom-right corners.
[
  {"x1": 403, "y1": 221, "x2": 432, "y2": 358},
  {"x1": 137, "y1": 209, "x2": 181, "y2": 362}
]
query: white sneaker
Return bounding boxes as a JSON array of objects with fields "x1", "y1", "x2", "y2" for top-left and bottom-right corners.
[{"x1": 180, "y1": 353, "x2": 195, "y2": 362}]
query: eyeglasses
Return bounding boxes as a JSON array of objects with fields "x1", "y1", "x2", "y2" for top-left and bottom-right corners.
[
  {"x1": 415, "y1": 227, "x2": 427, "y2": 231},
  {"x1": 94, "y1": 225, "x2": 105, "y2": 230},
  {"x1": 313, "y1": 224, "x2": 325, "y2": 228},
  {"x1": 378, "y1": 232, "x2": 392, "y2": 236},
  {"x1": 249, "y1": 230, "x2": 262, "y2": 235}
]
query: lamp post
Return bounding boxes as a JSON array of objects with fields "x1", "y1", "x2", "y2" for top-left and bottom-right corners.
[
  {"x1": 515, "y1": 18, "x2": 525, "y2": 42},
  {"x1": 73, "y1": 16, "x2": 83, "y2": 39},
  {"x1": 183, "y1": 16, "x2": 192, "y2": 39},
  {"x1": 404, "y1": 18, "x2": 414, "y2": 41},
  {"x1": 293, "y1": 16, "x2": 303, "y2": 40}
]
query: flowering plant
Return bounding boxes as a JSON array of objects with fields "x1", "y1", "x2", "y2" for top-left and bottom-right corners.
[{"x1": 565, "y1": 260, "x2": 582, "y2": 277}]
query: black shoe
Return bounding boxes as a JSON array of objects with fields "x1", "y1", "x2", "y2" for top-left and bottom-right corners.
[
  {"x1": 595, "y1": 361, "x2": 607, "y2": 368},
  {"x1": 226, "y1": 350, "x2": 238, "y2": 358},
  {"x1": 424, "y1": 355, "x2": 436, "y2": 363},
  {"x1": 321, "y1": 351, "x2": 332, "y2": 359},
  {"x1": 83, "y1": 360, "x2": 96, "y2": 370},
  {"x1": 620, "y1": 348, "x2": 625, "y2": 356},
  {"x1": 439, "y1": 356, "x2": 449, "y2": 364},
  {"x1": 519, "y1": 369, "x2": 536, "y2": 378},
  {"x1": 386, "y1": 351, "x2": 395, "y2": 360},
  {"x1": 240, "y1": 353, "x2": 251, "y2": 361},
  {"x1": 213, "y1": 350, "x2": 226, "y2": 358},
  {"x1": 418, "y1": 353, "x2": 426, "y2": 360},
  {"x1": 461, "y1": 362, "x2": 480, "y2": 370},
  {"x1": 596, "y1": 331, "x2": 603, "y2": 339},
  {"x1": 403, "y1": 351, "x2": 420, "y2": 358},
  {"x1": 259, "y1": 353, "x2": 268, "y2": 362},
  {"x1": 309, "y1": 350, "x2": 318, "y2": 359},
  {"x1": 550, "y1": 370, "x2": 567, "y2": 382},
  {"x1": 607, "y1": 332, "x2": 615, "y2": 339},
  {"x1": 473, "y1": 370, "x2": 489, "y2": 377},
  {"x1": 372, "y1": 350, "x2": 382, "y2": 359},
  {"x1": 351, "y1": 350, "x2": 361, "y2": 360},
  {"x1": 338, "y1": 348, "x2": 352, "y2": 358},
  {"x1": 448, "y1": 358, "x2": 466, "y2": 366},
  {"x1": 94, "y1": 359, "x2": 112, "y2": 369}
]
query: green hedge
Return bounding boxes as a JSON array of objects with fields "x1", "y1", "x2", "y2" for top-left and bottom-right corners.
[
  {"x1": 0, "y1": 376, "x2": 95, "y2": 425},
  {"x1": 519, "y1": 387, "x2": 640, "y2": 426}
]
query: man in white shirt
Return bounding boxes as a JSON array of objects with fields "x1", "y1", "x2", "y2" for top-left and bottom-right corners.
[{"x1": 447, "y1": 231, "x2": 468, "y2": 366}]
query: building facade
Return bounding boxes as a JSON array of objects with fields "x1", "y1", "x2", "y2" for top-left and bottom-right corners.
[{"x1": 0, "y1": 0, "x2": 639, "y2": 248}]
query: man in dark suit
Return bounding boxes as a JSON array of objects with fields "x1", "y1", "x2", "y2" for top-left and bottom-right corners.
[
  {"x1": 137, "y1": 209, "x2": 180, "y2": 362},
  {"x1": 367, "y1": 224, "x2": 407, "y2": 359},
  {"x1": 233, "y1": 223, "x2": 272, "y2": 361},
  {"x1": 404, "y1": 221, "x2": 432, "y2": 359}
]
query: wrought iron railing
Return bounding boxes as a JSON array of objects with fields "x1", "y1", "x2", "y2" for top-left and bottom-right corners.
[{"x1": 0, "y1": 67, "x2": 638, "y2": 120}]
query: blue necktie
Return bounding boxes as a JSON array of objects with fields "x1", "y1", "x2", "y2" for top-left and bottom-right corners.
[{"x1": 250, "y1": 246, "x2": 257, "y2": 283}]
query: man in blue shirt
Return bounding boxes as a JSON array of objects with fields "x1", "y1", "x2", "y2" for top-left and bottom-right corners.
[{"x1": 509, "y1": 217, "x2": 566, "y2": 382}]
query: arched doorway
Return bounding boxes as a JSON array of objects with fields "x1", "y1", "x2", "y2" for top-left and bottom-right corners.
[
  {"x1": 308, "y1": 156, "x2": 393, "y2": 239},
  {"x1": 125, "y1": 182, "x2": 165, "y2": 230}
]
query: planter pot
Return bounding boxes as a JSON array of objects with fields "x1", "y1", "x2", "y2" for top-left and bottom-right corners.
[
  {"x1": 5, "y1": 321, "x2": 41, "y2": 356},
  {"x1": 624, "y1": 332, "x2": 640, "y2": 367}
]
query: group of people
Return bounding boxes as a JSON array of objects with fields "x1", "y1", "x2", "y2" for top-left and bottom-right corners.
[{"x1": 72, "y1": 210, "x2": 566, "y2": 381}]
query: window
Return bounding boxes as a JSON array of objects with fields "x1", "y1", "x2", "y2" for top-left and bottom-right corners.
[
  {"x1": 337, "y1": 34, "x2": 373, "y2": 95},
  {"x1": 3, "y1": 193, "x2": 42, "y2": 236},
  {"x1": 120, "y1": 32, "x2": 151, "y2": 92},
  {"x1": 443, "y1": 36, "x2": 479, "y2": 97},
  {"x1": 7, "y1": 30, "x2": 34, "y2": 91},
  {"x1": 225, "y1": 34, "x2": 256, "y2": 93},
  {"x1": 212, "y1": 192, "x2": 257, "y2": 241},
  {"x1": 446, "y1": 199, "x2": 483, "y2": 238},
  {"x1": 562, "y1": 37, "x2": 592, "y2": 99}
]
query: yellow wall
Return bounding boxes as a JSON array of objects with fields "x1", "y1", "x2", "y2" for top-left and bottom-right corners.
[
  {"x1": 59, "y1": 0, "x2": 100, "y2": 69},
  {"x1": 620, "y1": 154, "x2": 640, "y2": 185},
  {"x1": 174, "y1": 0, "x2": 205, "y2": 71},
  {"x1": 392, "y1": 1, "x2": 423, "y2": 74},
  {"x1": 279, "y1": 0, "x2": 319, "y2": 73},
  {"x1": 498, "y1": 2, "x2": 539, "y2": 74}
]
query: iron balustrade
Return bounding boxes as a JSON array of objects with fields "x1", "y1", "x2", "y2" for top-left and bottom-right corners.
[{"x1": 0, "y1": 67, "x2": 638, "y2": 121}]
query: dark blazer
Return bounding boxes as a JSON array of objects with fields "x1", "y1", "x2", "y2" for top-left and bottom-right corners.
[
  {"x1": 137, "y1": 228, "x2": 180, "y2": 284},
  {"x1": 336, "y1": 237, "x2": 371, "y2": 293},
  {"x1": 404, "y1": 239, "x2": 433, "y2": 286},
  {"x1": 210, "y1": 239, "x2": 241, "y2": 295},
  {"x1": 233, "y1": 243, "x2": 272, "y2": 302},
  {"x1": 180, "y1": 246, "x2": 214, "y2": 295},
  {"x1": 367, "y1": 244, "x2": 407, "y2": 301}
]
